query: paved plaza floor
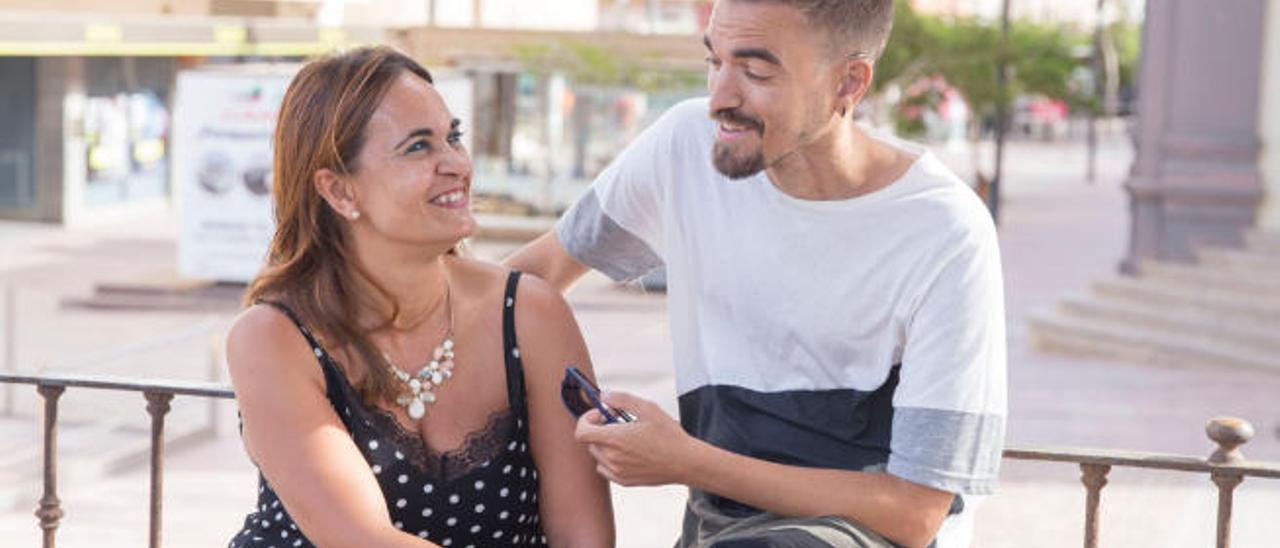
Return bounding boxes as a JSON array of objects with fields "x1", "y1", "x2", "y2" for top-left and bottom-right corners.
[{"x1": 2, "y1": 133, "x2": 1277, "y2": 547}]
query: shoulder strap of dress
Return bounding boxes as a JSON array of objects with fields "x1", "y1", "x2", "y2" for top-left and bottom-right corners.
[
  {"x1": 500, "y1": 271, "x2": 528, "y2": 414},
  {"x1": 255, "y1": 300, "x2": 344, "y2": 402},
  {"x1": 257, "y1": 300, "x2": 324, "y2": 350}
]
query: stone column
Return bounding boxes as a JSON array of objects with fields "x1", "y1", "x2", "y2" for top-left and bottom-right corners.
[
  {"x1": 1121, "y1": 0, "x2": 1268, "y2": 272},
  {"x1": 1258, "y1": 0, "x2": 1280, "y2": 230},
  {"x1": 35, "y1": 57, "x2": 85, "y2": 224}
]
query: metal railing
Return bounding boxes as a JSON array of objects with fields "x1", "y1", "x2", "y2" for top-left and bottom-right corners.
[
  {"x1": 1003, "y1": 418, "x2": 1280, "y2": 548},
  {"x1": 0, "y1": 372, "x2": 1277, "y2": 548},
  {"x1": 0, "y1": 373, "x2": 234, "y2": 548}
]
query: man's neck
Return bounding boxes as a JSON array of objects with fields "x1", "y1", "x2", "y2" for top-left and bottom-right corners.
[{"x1": 765, "y1": 122, "x2": 914, "y2": 202}]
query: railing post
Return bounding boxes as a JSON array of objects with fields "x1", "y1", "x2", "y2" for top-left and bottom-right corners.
[
  {"x1": 4, "y1": 284, "x2": 16, "y2": 417},
  {"x1": 206, "y1": 334, "x2": 221, "y2": 435},
  {"x1": 1079, "y1": 462, "x2": 1110, "y2": 548},
  {"x1": 144, "y1": 391, "x2": 174, "y2": 548},
  {"x1": 1211, "y1": 470, "x2": 1244, "y2": 548},
  {"x1": 1206, "y1": 417, "x2": 1254, "y2": 548},
  {"x1": 35, "y1": 384, "x2": 65, "y2": 548}
]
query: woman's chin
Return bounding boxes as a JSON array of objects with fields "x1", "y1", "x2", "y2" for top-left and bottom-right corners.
[
  {"x1": 435, "y1": 217, "x2": 476, "y2": 249},
  {"x1": 451, "y1": 214, "x2": 477, "y2": 239}
]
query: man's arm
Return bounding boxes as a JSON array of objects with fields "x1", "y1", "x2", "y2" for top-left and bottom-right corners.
[
  {"x1": 690, "y1": 439, "x2": 953, "y2": 548},
  {"x1": 576, "y1": 392, "x2": 954, "y2": 548},
  {"x1": 507, "y1": 100, "x2": 703, "y2": 292},
  {"x1": 504, "y1": 231, "x2": 591, "y2": 294}
]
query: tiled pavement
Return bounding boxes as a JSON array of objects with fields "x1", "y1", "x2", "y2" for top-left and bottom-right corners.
[{"x1": 2, "y1": 133, "x2": 1278, "y2": 547}]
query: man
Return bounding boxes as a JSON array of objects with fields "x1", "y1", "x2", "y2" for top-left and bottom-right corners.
[{"x1": 506, "y1": 1, "x2": 1006, "y2": 546}]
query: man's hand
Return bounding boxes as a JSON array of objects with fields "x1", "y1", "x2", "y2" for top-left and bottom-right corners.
[
  {"x1": 574, "y1": 391, "x2": 954, "y2": 547},
  {"x1": 573, "y1": 391, "x2": 700, "y2": 486}
]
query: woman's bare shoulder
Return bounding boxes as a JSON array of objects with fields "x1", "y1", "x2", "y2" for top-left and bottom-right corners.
[
  {"x1": 447, "y1": 255, "x2": 539, "y2": 310},
  {"x1": 446, "y1": 255, "x2": 574, "y2": 335},
  {"x1": 448, "y1": 254, "x2": 510, "y2": 279},
  {"x1": 225, "y1": 303, "x2": 326, "y2": 390}
]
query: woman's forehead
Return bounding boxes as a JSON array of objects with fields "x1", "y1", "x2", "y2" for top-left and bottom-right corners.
[{"x1": 368, "y1": 73, "x2": 453, "y2": 136}]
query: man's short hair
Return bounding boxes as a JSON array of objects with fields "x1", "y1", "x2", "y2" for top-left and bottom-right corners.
[{"x1": 733, "y1": 0, "x2": 895, "y2": 61}]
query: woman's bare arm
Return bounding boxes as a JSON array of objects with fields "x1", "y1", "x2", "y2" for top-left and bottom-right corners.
[
  {"x1": 228, "y1": 305, "x2": 437, "y2": 548},
  {"x1": 513, "y1": 275, "x2": 615, "y2": 547}
]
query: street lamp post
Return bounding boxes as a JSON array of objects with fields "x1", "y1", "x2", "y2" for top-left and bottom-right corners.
[
  {"x1": 990, "y1": 0, "x2": 1012, "y2": 225},
  {"x1": 1087, "y1": 0, "x2": 1109, "y2": 184}
]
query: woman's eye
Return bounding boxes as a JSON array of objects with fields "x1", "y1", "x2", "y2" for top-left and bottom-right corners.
[{"x1": 406, "y1": 140, "x2": 428, "y2": 154}]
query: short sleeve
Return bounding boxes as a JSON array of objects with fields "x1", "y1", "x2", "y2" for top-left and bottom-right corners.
[
  {"x1": 555, "y1": 99, "x2": 705, "y2": 282},
  {"x1": 886, "y1": 222, "x2": 1008, "y2": 496}
]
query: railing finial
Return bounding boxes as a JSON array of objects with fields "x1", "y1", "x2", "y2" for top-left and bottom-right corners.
[{"x1": 1207, "y1": 417, "x2": 1254, "y2": 465}]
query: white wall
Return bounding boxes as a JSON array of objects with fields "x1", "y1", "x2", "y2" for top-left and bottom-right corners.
[
  {"x1": 318, "y1": 0, "x2": 432, "y2": 27},
  {"x1": 432, "y1": 0, "x2": 477, "y2": 27},
  {"x1": 432, "y1": 0, "x2": 599, "y2": 31}
]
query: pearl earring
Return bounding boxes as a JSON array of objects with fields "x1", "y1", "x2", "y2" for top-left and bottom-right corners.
[{"x1": 350, "y1": 210, "x2": 361, "y2": 221}]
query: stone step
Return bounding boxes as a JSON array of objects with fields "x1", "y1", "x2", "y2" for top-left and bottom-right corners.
[
  {"x1": 0, "y1": 410, "x2": 218, "y2": 512},
  {"x1": 93, "y1": 272, "x2": 233, "y2": 297},
  {"x1": 1136, "y1": 259, "x2": 1280, "y2": 296},
  {"x1": 1028, "y1": 312, "x2": 1280, "y2": 373},
  {"x1": 1243, "y1": 229, "x2": 1280, "y2": 256},
  {"x1": 1194, "y1": 246, "x2": 1280, "y2": 272},
  {"x1": 1089, "y1": 276, "x2": 1280, "y2": 324},
  {"x1": 61, "y1": 290, "x2": 241, "y2": 312},
  {"x1": 1056, "y1": 294, "x2": 1280, "y2": 353}
]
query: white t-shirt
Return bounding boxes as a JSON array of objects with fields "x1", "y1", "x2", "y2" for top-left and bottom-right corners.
[{"x1": 557, "y1": 97, "x2": 1007, "y2": 548}]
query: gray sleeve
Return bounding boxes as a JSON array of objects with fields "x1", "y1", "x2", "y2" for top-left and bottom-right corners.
[
  {"x1": 555, "y1": 189, "x2": 664, "y2": 282},
  {"x1": 889, "y1": 215, "x2": 1007, "y2": 495},
  {"x1": 886, "y1": 407, "x2": 1005, "y2": 495},
  {"x1": 552, "y1": 99, "x2": 711, "y2": 282}
]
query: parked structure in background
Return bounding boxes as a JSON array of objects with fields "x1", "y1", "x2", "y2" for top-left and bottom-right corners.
[{"x1": 0, "y1": 0, "x2": 705, "y2": 226}]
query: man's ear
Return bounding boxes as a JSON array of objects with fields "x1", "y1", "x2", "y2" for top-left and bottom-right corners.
[
  {"x1": 314, "y1": 168, "x2": 360, "y2": 221},
  {"x1": 835, "y1": 59, "x2": 874, "y2": 117}
]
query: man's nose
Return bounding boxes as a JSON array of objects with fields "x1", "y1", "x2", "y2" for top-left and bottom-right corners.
[{"x1": 707, "y1": 69, "x2": 742, "y2": 116}]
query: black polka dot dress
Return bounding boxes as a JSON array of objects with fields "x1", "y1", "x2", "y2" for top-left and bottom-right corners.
[{"x1": 231, "y1": 272, "x2": 548, "y2": 547}]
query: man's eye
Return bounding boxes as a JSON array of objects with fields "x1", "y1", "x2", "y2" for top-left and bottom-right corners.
[
  {"x1": 704, "y1": 56, "x2": 722, "y2": 69},
  {"x1": 743, "y1": 65, "x2": 773, "y2": 81},
  {"x1": 447, "y1": 131, "x2": 464, "y2": 146}
]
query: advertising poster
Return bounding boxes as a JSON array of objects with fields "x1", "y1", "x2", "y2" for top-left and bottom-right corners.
[
  {"x1": 175, "y1": 66, "x2": 474, "y2": 283},
  {"x1": 175, "y1": 68, "x2": 293, "y2": 282}
]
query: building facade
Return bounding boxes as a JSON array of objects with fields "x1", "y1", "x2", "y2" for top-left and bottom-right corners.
[
  {"x1": 1121, "y1": 0, "x2": 1275, "y2": 268},
  {"x1": 0, "y1": 0, "x2": 702, "y2": 225}
]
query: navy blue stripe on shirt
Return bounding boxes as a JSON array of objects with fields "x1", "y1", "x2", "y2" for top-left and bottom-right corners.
[{"x1": 678, "y1": 366, "x2": 900, "y2": 472}]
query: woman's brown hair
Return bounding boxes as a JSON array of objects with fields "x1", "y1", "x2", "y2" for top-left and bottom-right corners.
[{"x1": 245, "y1": 45, "x2": 434, "y2": 406}]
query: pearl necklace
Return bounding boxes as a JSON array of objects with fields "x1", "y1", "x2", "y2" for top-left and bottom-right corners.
[{"x1": 381, "y1": 286, "x2": 456, "y2": 420}]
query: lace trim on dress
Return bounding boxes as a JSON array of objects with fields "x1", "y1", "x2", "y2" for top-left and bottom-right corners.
[
  {"x1": 322, "y1": 352, "x2": 519, "y2": 482},
  {"x1": 361, "y1": 401, "x2": 517, "y2": 482}
]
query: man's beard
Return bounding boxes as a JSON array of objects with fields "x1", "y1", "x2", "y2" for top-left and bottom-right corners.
[
  {"x1": 713, "y1": 142, "x2": 766, "y2": 180},
  {"x1": 711, "y1": 107, "x2": 766, "y2": 180}
]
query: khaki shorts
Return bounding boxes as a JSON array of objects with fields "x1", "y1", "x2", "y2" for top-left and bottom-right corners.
[{"x1": 677, "y1": 491, "x2": 903, "y2": 548}]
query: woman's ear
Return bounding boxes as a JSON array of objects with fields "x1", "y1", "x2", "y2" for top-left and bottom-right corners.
[{"x1": 314, "y1": 168, "x2": 361, "y2": 221}]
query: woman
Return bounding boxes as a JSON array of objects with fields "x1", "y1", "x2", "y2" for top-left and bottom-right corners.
[{"x1": 227, "y1": 46, "x2": 614, "y2": 547}]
